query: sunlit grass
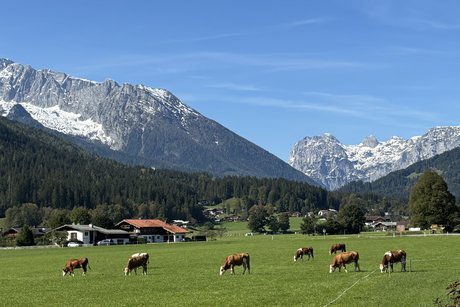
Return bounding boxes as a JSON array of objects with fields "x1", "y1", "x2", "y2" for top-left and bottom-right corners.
[{"x1": 0, "y1": 234, "x2": 458, "y2": 306}]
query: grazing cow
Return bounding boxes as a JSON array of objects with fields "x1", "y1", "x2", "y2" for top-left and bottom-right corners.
[
  {"x1": 219, "y1": 253, "x2": 250, "y2": 275},
  {"x1": 329, "y1": 251, "x2": 360, "y2": 273},
  {"x1": 293, "y1": 247, "x2": 314, "y2": 262},
  {"x1": 124, "y1": 253, "x2": 150, "y2": 276},
  {"x1": 131, "y1": 252, "x2": 150, "y2": 264},
  {"x1": 380, "y1": 250, "x2": 407, "y2": 273},
  {"x1": 62, "y1": 257, "x2": 90, "y2": 276},
  {"x1": 329, "y1": 243, "x2": 346, "y2": 255}
]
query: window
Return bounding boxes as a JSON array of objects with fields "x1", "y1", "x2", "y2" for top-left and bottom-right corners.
[{"x1": 70, "y1": 233, "x2": 77, "y2": 240}]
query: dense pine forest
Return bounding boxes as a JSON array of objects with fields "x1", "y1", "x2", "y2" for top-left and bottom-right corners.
[{"x1": 0, "y1": 117, "x2": 338, "y2": 226}]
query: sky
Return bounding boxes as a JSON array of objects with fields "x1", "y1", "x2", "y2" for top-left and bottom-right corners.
[{"x1": 1, "y1": 0, "x2": 460, "y2": 161}]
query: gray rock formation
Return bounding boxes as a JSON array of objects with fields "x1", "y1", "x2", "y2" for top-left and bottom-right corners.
[
  {"x1": 289, "y1": 127, "x2": 460, "y2": 190},
  {"x1": 0, "y1": 58, "x2": 314, "y2": 184}
]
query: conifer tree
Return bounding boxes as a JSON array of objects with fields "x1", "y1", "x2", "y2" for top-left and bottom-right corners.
[{"x1": 16, "y1": 225, "x2": 35, "y2": 246}]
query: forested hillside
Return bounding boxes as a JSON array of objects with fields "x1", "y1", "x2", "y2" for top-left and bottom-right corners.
[
  {"x1": 0, "y1": 117, "x2": 332, "y2": 225},
  {"x1": 339, "y1": 147, "x2": 460, "y2": 203}
]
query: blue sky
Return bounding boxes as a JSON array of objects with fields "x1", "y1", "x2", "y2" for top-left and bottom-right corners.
[{"x1": 1, "y1": 0, "x2": 460, "y2": 160}]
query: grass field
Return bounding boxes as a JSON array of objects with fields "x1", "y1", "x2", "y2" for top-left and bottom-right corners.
[{"x1": 0, "y1": 232, "x2": 459, "y2": 307}]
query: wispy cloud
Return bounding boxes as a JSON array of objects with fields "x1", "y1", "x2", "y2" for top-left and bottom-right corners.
[
  {"x1": 403, "y1": 18, "x2": 460, "y2": 31},
  {"x1": 206, "y1": 82, "x2": 263, "y2": 92},
  {"x1": 151, "y1": 17, "x2": 329, "y2": 46},
  {"x1": 72, "y1": 51, "x2": 366, "y2": 79},
  {"x1": 282, "y1": 18, "x2": 329, "y2": 28},
  {"x1": 387, "y1": 46, "x2": 448, "y2": 55},
  {"x1": 197, "y1": 90, "x2": 438, "y2": 123}
]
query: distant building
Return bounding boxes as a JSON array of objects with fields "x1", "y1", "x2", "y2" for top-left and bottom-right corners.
[
  {"x1": 114, "y1": 219, "x2": 188, "y2": 243},
  {"x1": 318, "y1": 209, "x2": 338, "y2": 219},
  {"x1": 3, "y1": 226, "x2": 51, "y2": 240},
  {"x1": 52, "y1": 224, "x2": 130, "y2": 245},
  {"x1": 370, "y1": 222, "x2": 397, "y2": 231}
]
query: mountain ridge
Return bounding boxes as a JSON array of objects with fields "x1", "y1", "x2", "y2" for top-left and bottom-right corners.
[
  {"x1": 289, "y1": 127, "x2": 460, "y2": 190},
  {"x1": 0, "y1": 58, "x2": 315, "y2": 184}
]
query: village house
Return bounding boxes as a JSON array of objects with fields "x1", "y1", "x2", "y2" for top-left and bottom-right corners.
[
  {"x1": 317, "y1": 209, "x2": 338, "y2": 219},
  {"x1": 114, "y1": 219, "x2": 188, "y2": 243},
  {"x1": 52, "y1": 224, "x2": 130, "y2": 245},
  {"x1": 3, "y1": 226, "x2": 51, "y2": 239}
]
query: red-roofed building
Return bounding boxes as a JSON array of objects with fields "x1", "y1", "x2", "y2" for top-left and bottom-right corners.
[{"x1": 114, "y1": 219, "x2": 188, "y2": 243}]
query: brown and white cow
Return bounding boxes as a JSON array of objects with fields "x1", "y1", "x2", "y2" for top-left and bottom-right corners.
[
  {"x1": 219, "y1": 253, "x2": 250, "y2": 275},
  {"x1": 329, "y1": 251, "x2": 360, "y2": 273},
  {"x1": 294, "y1": 247, "x2": 314, "y2": 262},
  {"x1": 380, "y1": 250, "x2": 406, "y2": 273},
  {"x1": 329, "y1": 243, "x2": 346, "y2": 255},
  {"x1": 62, "y1": 257, "x2": 90, "y2": 276},
  {"x1": 131, "y1": 252, "x2": 150, "y2": 263},
  {"x1": 124, "y1": 253, "x2": 150, "y2": 276}
]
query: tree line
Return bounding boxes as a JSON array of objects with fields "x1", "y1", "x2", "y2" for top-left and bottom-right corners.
[
  {"x1": 2, "y1": 117, "x2": 458, "y2": 234},
  {"x1": 0, "y1": 117, "x2": 336, "y2": 228}
]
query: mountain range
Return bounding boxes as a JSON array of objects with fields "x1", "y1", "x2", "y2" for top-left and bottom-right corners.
[
  {"x1": 288, "y1": 127, "x2": 460, "y2": 190},
  {"x1": 339, "y1": 145, "x2": 460, "y2": 202},
  {"x1": 0, "y1": 58, "x2": 314, "y2": 185}
]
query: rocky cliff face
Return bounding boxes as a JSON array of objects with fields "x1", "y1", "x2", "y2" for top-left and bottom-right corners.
[
  {"x1": 289, "y1": 127, "x2": 460, "y2": 190},
  {"x1": 0, "y1": 58, "x2": 314, "y2": 184}
]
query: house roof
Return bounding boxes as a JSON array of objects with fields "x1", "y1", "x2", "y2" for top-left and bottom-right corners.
[
  {"x1": 53, "y1": 224, "x2": 129, "y2": 235},
  {"x1": 3, "y1": 227, "x2": 51, "y2": 236},
  {"x1": 116, "y1": 219, "x2": 188, "y2": 234}
]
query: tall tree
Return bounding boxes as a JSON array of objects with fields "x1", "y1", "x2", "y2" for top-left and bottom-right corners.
[
  {"x1": 278, "y1": 212, "x2": 290, "y2": 232},
  {"x1": 266, "y1": 215, "x2": 280, "y2": 233},
  {"x1": 16, "y1": 225, "x2": 35, "y2": 246},
  {"x1": 337, "y1": 203, "x2": 365, "y2": 234},
  {"x1": 300, "y1": 215, "x2": 317, "y2": 235},
  {"x1": 248, "y1": 204, "x2": 268, "y2": 233},
  {"x1": 409, "y1": 170, "x2": 459, "y2": 230},
  {"x1": 70, "y1": 207, "x2": 92, "y2": 225}
]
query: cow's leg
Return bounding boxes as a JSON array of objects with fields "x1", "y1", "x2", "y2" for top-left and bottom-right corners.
[
  {"x1": 143, "y1": 264, "x2": 147, "y2": 275},
  {"x1": 343, "y1": 264, "x2": 348, "y2": 273},
  {"x1": 390, "y1": 263, "x2": 394, "y2": 272},
  {"x1": 242, "y1": 262, "x2": 247, "y2": 275},
  {"x1": 230, "y1": 265, "x2": 235, "y2": 275},
  {"x1": 401, "y1": 257, "x2": 406, "y2": 272},
  {"x1": 355, "y1": 261, "x2": 360, "y2": 272}
]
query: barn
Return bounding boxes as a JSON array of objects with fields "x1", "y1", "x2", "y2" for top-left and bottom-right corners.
[{"x1": 115, "y1": 219, "x2": 188, "y2": 243}]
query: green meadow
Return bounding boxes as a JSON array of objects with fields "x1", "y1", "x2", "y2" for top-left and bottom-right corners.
[{"x1": 0, "y1": 231, "x2": 459, "y2": 307}]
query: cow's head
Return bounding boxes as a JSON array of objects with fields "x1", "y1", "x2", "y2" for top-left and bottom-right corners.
[
  {"x1": 329, "y1": 264, "x2": 335, "y2": 273},
  {"x1": 380, "y1": 263, "x2": 388, "y2": 273},
  {"x1": 124, "y1": 267, "x2": 129, "y2": 276},
  {"x1": 219, "y1": 266, "x2": 226, "y2": 276}
]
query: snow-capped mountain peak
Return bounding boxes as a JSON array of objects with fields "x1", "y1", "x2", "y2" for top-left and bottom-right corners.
[
  {"x1": 0, "y1": 58, "x2": 313, "y2": 183},
  {"x1": 289, "y1": 127, "x2": 460, "y2": 190}
]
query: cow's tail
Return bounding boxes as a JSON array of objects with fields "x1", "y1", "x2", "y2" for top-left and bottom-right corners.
[{"x1": 246, "y1": 254, "x2": 250, "y2": 274}]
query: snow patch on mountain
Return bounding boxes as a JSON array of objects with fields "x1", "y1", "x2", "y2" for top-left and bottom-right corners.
[{"x1": 0, "y1": 100, "x2": 114, "y2": 145}]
